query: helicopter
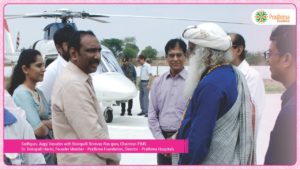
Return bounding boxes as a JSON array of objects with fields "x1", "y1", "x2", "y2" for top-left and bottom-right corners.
[{"x1": 4, "y1": 9, "x2": 139, "y2": 123}]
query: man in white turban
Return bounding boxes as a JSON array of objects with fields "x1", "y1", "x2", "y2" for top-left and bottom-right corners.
[{"x1": 176, "y1": 23, "x2": 255, "y2": 164}]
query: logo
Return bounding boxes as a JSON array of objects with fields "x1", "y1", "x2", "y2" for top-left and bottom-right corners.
[
  {"x1": 255, "y1": 10, "x2": 268, "y2": 24},
  {"x1": 252, "y1": 9, "x2": 295, "y2": 25}
]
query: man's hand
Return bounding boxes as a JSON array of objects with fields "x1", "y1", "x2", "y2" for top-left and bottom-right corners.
[
  {"x1": 162, "y1": 135, "x2": 176, "y2": 157},
  {"x1": 42, "y1": 120, "x2": 52, "y2": 129}
]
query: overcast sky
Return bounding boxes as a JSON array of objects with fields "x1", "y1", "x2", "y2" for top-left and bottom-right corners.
[{"x1": 5, "y1": 4, "x2": 295, "y2": 54}]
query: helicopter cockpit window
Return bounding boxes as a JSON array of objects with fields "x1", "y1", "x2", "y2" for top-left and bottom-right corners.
[
  {"x1": 43, "y1": 23, "x2": 77, "y2": 40},
  {"x1": 101, "y1": 51, "x2": 123, "y2": 73}
]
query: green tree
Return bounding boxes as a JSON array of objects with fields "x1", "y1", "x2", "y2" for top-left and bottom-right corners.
[
  {"x1": 124, "y1": 37, "x2": 136, "y2": 44},
  {"x1": 101, "y1": 38, "x2": 123, "y2": 57},
  {"x1": 141, "y1": 46, "x2": 158, "y2": 59},
  {"x1": 123, "y1": 43, "x2": 139, "y2": 58}
]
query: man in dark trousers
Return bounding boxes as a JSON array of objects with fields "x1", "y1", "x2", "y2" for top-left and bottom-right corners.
[
  {"x1": 137, "y1": 54, "x2": 153, "y2": 117},
  {"x1": 120, "y1": 57, "x2": 137, "y2": 116}
]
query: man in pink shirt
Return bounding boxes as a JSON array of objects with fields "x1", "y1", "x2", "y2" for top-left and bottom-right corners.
[{"x1": 148, "y1": 38, "x2": 188, "y2": 165}]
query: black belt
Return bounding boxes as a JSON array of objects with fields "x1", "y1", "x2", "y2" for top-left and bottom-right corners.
[
  {"x1": 141, "y1": 80, "x2": 149, "y2": 82},
  {"x1": 162, "y1": 130, "x2": 176, "y2": 139}
]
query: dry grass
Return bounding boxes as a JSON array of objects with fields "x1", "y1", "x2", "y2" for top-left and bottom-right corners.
[{"x1": 264, "y1": 79, "x2": 285, "y2": 94}]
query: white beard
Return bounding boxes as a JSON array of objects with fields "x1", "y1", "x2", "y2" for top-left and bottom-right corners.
[
  {"x1": 183, "y1": 47, "x2": 232, "y2": 99},
  {"x1": 183, "y1": 48, "x2": 207, "y2": 99}
]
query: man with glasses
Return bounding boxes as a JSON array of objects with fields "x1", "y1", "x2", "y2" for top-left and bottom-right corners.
[
  {"x1": 229, "y1": 33, "x2": 265, "y2": 164},
  {"x1": 264, "y1": 25, "x2": 296, "y2": 164},
  {"x1": 148, "y1": 38, "x2": 188, "y2": 165}
]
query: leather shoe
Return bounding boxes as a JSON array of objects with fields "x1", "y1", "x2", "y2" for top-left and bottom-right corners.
[
  {"x1": 128, "y1": 110, "x2": 132, "y2": 116},
  {"x1": 137, "y1": 112, "x2": 145, "y2": 116}
]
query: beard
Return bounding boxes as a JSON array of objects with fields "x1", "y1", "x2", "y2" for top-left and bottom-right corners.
[
  {"x1": 183, "y1": 47, "x2": 233, "y2": 99},
  {"x1": 61, "y1": 51, "x2": 69, "y2": 62},
  {"x1": 183, "y1": 48, "x2": 208, "y2": 99}
]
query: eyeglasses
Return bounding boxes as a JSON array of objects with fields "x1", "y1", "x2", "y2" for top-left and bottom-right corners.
[{"x1": 263, "y1": 50, "x2": 281, "y2": 60}]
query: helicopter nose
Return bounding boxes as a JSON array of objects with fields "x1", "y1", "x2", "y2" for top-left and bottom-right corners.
[{"x1": 92, "y1": 72, "x2": 138, "y2": 101}]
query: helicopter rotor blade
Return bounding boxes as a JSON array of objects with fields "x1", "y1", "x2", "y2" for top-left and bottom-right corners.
[
  {"x1": 4, "y1": 15, "x2": 24, "y2": 19},
  {"x1": 79, "y1": 12, "x2": 109, "y2": 18},
  {"x1": 5, "y1": 12, "x2": 63, "y2": 19},
  {"x1": 24, "y1": 13, "x2": 63, "y2": 18},
  {"x1": 86, "y1": 17, "x2": 109, "y2": 23},
  {"x1": 5, "y1": 10, "x2": 250, "y2": 25},
  {"x1": 101, "y1": 14, "x2": 250, "y2": 25},
  {"x1": 5, "y1": 11, "x2": 110, "y2": 20}
]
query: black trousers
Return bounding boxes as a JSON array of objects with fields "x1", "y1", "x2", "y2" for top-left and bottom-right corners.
[
  {"x1": 157, "y1": 153, "x2": 172, "y2": 165},
  {"x1": 121, "y1": 99, "x2": 133, "y2": 113},
  {"x1": 157, "y1": 130, "x2": 176, "y2": 165}
]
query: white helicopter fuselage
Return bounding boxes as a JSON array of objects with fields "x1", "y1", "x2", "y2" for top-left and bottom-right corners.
[{"x1": 34, "y1": 39, "x2": 138, "y2": 108}]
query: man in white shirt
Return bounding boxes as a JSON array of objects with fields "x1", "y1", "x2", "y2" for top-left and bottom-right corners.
[
  {"x1": 137, "y1": 54, "x2": 153, "y2": 117},
  {"x1": 229, "y1": 33, "x2": 266, "y2": 163},
  {"x1": 4, "y1": 108, "x2": 46, "y2": 165},
  {"x1": 37, "y1": 25, "x2": 76, "y2": 104}
]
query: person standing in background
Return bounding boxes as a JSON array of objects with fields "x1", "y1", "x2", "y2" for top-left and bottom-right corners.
[
  {"x1": 120, "y1": 56, "x2": 137, "y2": 116},
  {"x1": 229, "y1": 33, "x2": 265, "y2": 163},
  {"x1": 137, "y1": 54, "x2": 153, "y2": 117},
  {"x1": 37, "y1": 25, "x2": 76, "y2": 105}
]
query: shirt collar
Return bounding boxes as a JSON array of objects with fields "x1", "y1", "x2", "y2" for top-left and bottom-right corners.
[
  {"x1": 281, "y1": 82, "x2": 296, "y2": 102},
  {"x1": 58, "y1": 55, "x2": 68, "y2": 67},
  {"x1": 4, "y1": 108, "x2": 17, "y2": 126},
  {"x1": 67, "y1": 62, "x2": 90, "y2": 83},
  {"x1": 166, "y1": 69, "x2": 187, "y2": 80},
  {"x1": 237, "y1": 60, "x2": 250, "y2": 75}
]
